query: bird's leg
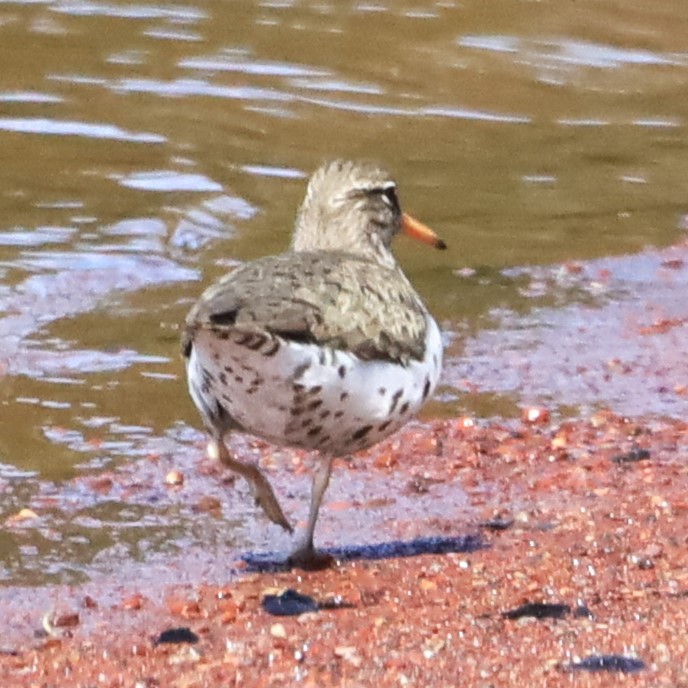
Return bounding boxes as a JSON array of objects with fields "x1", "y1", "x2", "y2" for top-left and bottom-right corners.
[
  {"x1": 288, "y1": 454, "x2": 335, "y2": 569},
  {"x1": 208, "y1": 437, "x2": 293, "y2": 533}
]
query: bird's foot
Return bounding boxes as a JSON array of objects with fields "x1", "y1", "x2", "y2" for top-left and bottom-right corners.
[{"x1": 287, "y1": 543, "x2": 334, "y2": 571}]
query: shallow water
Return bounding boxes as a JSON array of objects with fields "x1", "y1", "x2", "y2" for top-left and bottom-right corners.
[{"x1": 2, "y1": 0, "x2": 688, "y2": 584}]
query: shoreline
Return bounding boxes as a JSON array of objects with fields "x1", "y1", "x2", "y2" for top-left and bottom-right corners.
[{"x1": 2, "y1": 411, "x2": 688, "y2": 686}]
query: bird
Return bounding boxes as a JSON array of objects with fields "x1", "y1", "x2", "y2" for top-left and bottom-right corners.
[{"x1": 181, "y1": 159, "x2": 446, "y2": 568}]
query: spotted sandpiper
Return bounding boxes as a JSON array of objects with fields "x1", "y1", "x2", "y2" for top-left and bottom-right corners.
[{"x1": 182, "y1": 159, "x2": 446, "y2": 568}]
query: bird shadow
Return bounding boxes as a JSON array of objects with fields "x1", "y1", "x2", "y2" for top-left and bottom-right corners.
[{"x1": 240, "y1": 533, "x2": 486, "y2": 572}]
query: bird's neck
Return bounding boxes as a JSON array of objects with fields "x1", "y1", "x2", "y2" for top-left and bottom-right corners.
[{"x1": 292, "y1": 212, "x2": 398, "y2": 269}]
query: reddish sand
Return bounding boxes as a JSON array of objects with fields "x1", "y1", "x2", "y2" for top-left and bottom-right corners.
[{"x1": 2, "y1": 411, "x2": 688, "y2": 687}]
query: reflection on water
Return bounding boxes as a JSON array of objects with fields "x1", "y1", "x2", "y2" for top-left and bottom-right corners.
[
  {"x1": 0, "y1": 117, "x2": 166, "y2": 142},
  {"x1": 1, "y1": 0, "x2": 688, "y2": 583},
  {"x1": 459, "y1": 34, "x2": 685, "y2": 68}
]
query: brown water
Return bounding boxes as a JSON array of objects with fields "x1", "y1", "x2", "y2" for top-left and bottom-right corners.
[{"x1": 2, "y1": 0, "x2": 688, "y2": 584}]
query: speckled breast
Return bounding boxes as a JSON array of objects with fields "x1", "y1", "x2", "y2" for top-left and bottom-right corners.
[{"x1": 186, "y1": 316, "x2": 442, "y2": 456}]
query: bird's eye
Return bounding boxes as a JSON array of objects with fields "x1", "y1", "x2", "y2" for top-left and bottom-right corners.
[{"x1": 380, "y1": 184, "x2": 398, "y2": 209}]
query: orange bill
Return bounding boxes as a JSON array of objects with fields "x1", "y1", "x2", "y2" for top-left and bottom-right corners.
[{"x1": 402, "y1": 213, "x2": 447, "y2": 250}]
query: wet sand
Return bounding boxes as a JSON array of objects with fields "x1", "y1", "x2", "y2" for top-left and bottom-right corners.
[{"x1": 2, "y1": 412, "x2": 688, "y2": 687}]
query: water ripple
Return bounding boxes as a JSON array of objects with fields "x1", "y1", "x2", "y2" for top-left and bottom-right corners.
[
  {"x1": 10, "y1": 348, "x2": 169, "y2": 378},
  {"x1": 289, "y1": 77, "x2": 382, "y2": 95},
  {"x1": 459, "y1": 34, "x2": 688, "y2": 70},
  {"x1": 180, "y1": 52, "x2": 328, "y2": 78},
  {"x1": 0, "y1": 117, "x2": 165, "y2": 143},
  {"x1": 0, "y1": 91, "x2": 62, "y2": 103},
  {"x1": 144, "y1": 27, "x2": 201, "y2": 42},
  {"x1": 51, "y1": 0, "x2": 206, "y2": 21},
  {"x1": 421, "y1": 105, "x2": 529, "y2": 124},
  {"x1": 241, "y1": 164, "x2": 305, "y2": 179},
  {"x1": 0, "y1": 227, "x2": 76, "y2": 247},
  {"x1": 559, "y1": 116, "x2": 681, "y2": 128},
  {"x1": 115, "y1": 170, "x2": 223, "y2": 192},
  {"x1": 112, "y1": 77, "x2": 291, "y2": 102},
  {"x1": 299, "y1": 95, "x2": 529, "y2": 123}
]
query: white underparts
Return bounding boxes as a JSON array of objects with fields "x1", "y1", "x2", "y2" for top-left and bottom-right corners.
[{"x1": 187, "y1": 314, "x2": 443, "y2": 456}]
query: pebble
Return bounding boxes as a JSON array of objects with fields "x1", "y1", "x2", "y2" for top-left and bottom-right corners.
[
  {"x1": 52, "y1": 613, "x2": 80, "y2": 628},
  {"x1": 334, "y1": 646, "x2": 362, "y2": 667},
  {"x1": 262, "y1": 589, "x2": 318, "y2": 617},
  {"x1": 611, "y1": 448, "x2": 651, "y2": 464},
  {"x1": 270, "y1": 623, "x2": 287, "y2": 639},
  {"x1": 165, "y1": 470, "x2": 184, "y2": 486},
  {"x1": 154, "y1": 627, "x2": 199, "y2": 646},
  {"x1": 567, "y1": 654, "x2": 646, "y2": 673},
  {"x1": 502, "y1": 603, "x2": 570, "y2": 620}
]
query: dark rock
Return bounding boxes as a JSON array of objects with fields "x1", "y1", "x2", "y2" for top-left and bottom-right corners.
[
  {"x1": 502, "y1": 602, "x2": 571, "y2": 620},
  {"x1": 567, "y1": 654, "x2": 645, "y2": 673},
  {"x1": 318, "y1": 595, "x2": 356, "y2": 610},
  {"x1": 262, "y1": 589, "x2": 319, "y2": 616},
  {"x1": 154, "y1": 627, "x2": 199, "y2": 645},
  {"x1": 572, "y1": 605, "x2": 593, "y2": 618},
  {"x1": 612, "y1": 448, "x2": 651, "y2": 464},
  {"x1": 479, "y1": 517, "x2": 514, "y2": 531}
]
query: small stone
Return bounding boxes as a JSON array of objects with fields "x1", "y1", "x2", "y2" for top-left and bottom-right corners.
[
  {"x1": 218, "y1": 598, "x2": 238, "y2": 624},
  {"x1": 374, "y1": 452, "x2": 397, "y2": 469},
  {"x1": 522, "y1": 407, "x2": 550, "y2": 424},
  {"x1": 572, "y1": 605, "x2": 593, "y2": 618},
  {"x1": 270, "y1": 623, "x2": 287, "y2": 639},
  {"x1": 629, "y1": 554, "x2": 654, "y2": 570},
  {"x1": 479, "y1": 515, "x2": 514, "y2": 531},
  {"x1": 423, "y1": 637, "x2": 446, "y2": 658},
  {"x1": 165, "y1": 470, "x2": 184, "y2": 486},
  {"x1": 193, "y1": 496, "x2": 222, "y2": 514},
  {"x1": 154, "y1": 627, "x2": 199, "y2": 646},
  {"x1": 318, "y1": 594, "x2": 353, "y2": 610},
  {"x1": 6, "y1": 508, "x2": 38, "y2": 524},
  {"x1": 52, "y1": 613, "x2": 80, "y2": 628},
  {"x1": 82, "y1": 596, "x2": 98, "y2": 609},
  {"x1": 551, "y1": 434, "x2": 567, "y2": 449},
  {"x1": 611, "y1": 448, "x2": 650, "y2": 464},
  {"x1": 642, "y1": 543, "x2": 663, "y2": 558},
  {"x1": 38, "y1": 637, "x2": 62, "y2": 650},
  {"x1": 502, "y1": 603, "x2": 570, "y2": 620},
  {"x1": 89, "y1": 477, "x2": 113, "y2": 494},
  {"x1": 168, "y1": 646, "x2": 201, "y2": 665},
  {"x1": 650, "y1": 494, "x2": 669, "y2": 508},
  {"x1": 167, "y1": 598, "x2": 202, "y2": 619},
  {"x1": 122, "y1": 594, "x2": 145, "y2": 611},
  {"x1": 262, "y1": 589, "x2": 318, "y2": 617},
  {"x1": 566, "y1": 654, "x2": 645, "y2": 673},
  {"x1": 220, "y1": 610, "x2": 237, "y2": 625},
  {"x1": 334, "y1": 645, "x2": 362, "y2": 667},
  {"x1": 590, "y1": 413, "x2": 608, "y2": 427}
]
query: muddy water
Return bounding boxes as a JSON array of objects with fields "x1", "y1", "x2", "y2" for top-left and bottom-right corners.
[{"x1": 2, "y1": 0, "x2": 688, "y2": 584}]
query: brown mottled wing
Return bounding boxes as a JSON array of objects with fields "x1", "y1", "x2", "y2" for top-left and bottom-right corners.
[{"x1": 182, "y1": 252, "x2": 427, "y2": 364}]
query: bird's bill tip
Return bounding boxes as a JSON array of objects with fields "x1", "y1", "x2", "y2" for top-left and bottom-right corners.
[{"x1": 402, "y1": 213, "x2": 447, "y2": 250}]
